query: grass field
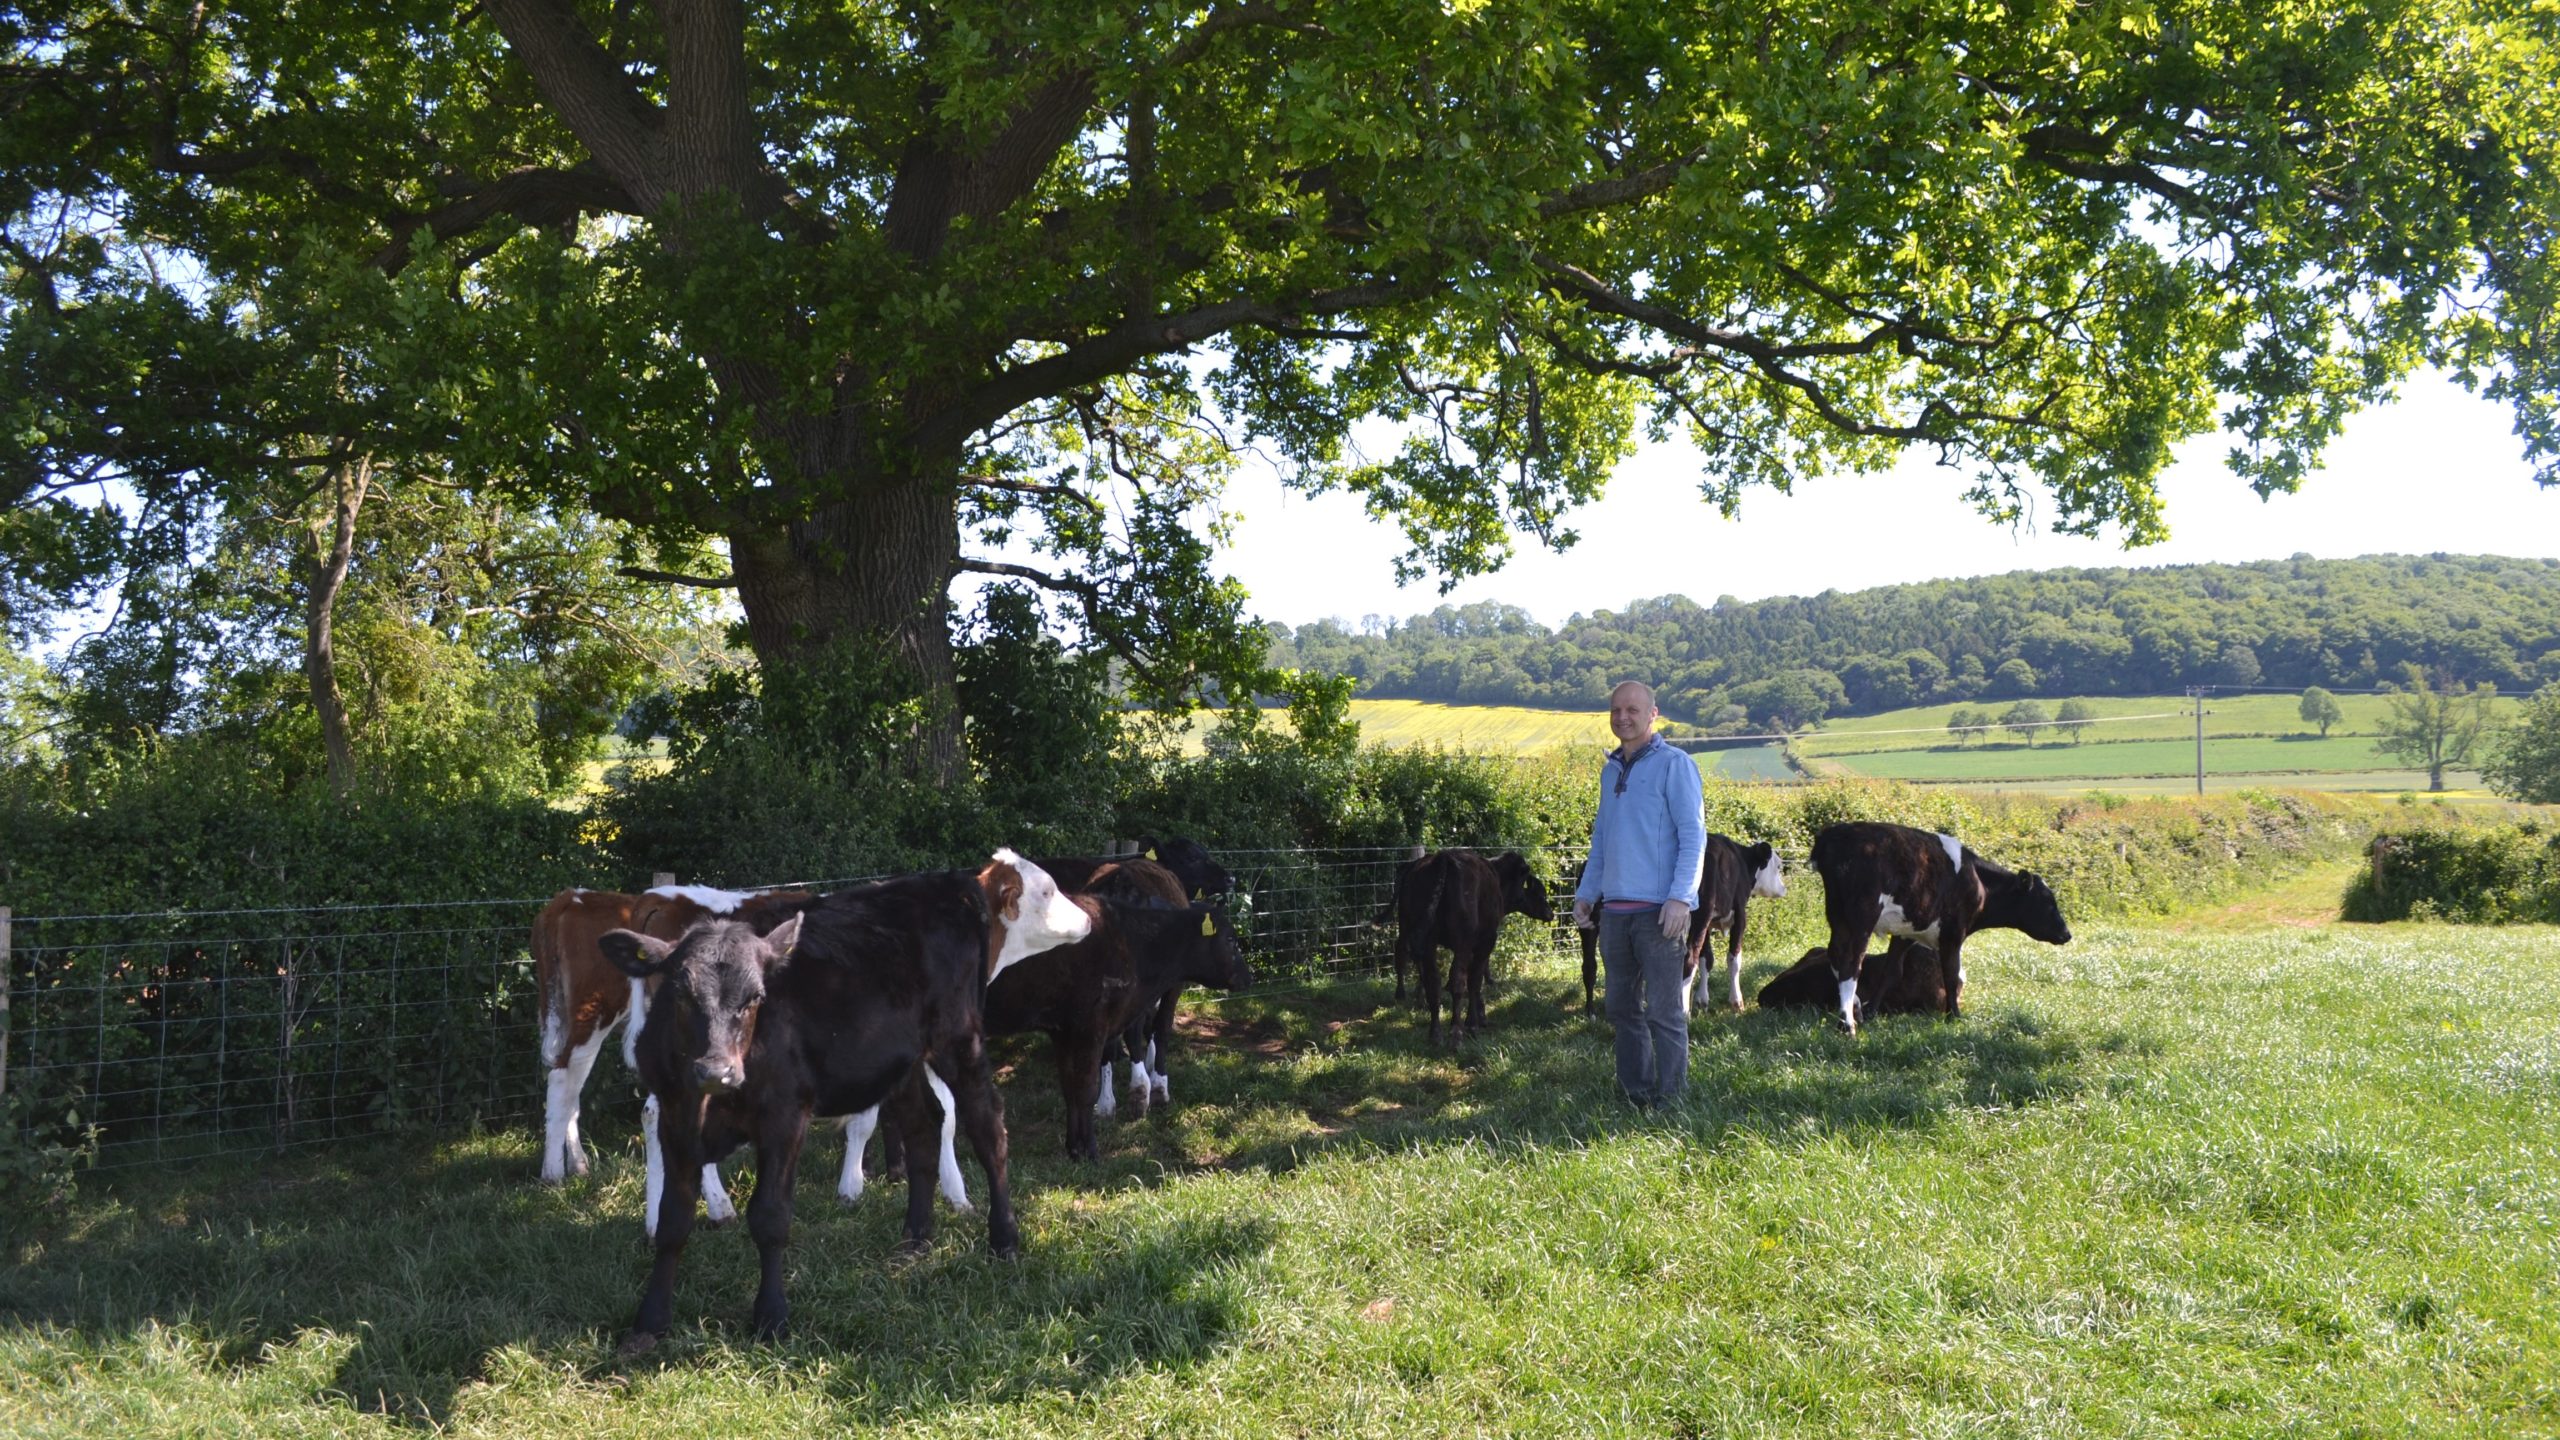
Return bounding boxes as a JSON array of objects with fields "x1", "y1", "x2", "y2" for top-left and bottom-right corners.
[
  {"x1": 1797, "y1": 691, "x2": 2523, "y2": 756},
  {"x1": 1820, "y1": 734, "x2": 2454, "y2": 781},
  {"x1": 8, "y1": 905, "x2": 2558, "y2": 1437}
]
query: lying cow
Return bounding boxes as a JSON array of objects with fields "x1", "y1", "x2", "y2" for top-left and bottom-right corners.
[
  {"x1": 1754, "y1": 938, "x2": 1951, "y2": 1019},
  {"x1": 1805, "y1": 822, "x2": 2071, "y2": 1033},
  {"x1": 600, "y1": 851, "x2": 1089, "y2": 1354},
  {"x1": 1573, "y1": 836, "x2": 1784, "y2": 1015},
  {"x1": 1389, "y1": 849, "x2": 1555, "y2": 1043}
]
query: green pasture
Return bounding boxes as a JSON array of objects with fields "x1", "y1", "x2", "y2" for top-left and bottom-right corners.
[
  {"x1": 8, "y1": 903, "x2": 2558, "y2": 1438},
  {"x1": 1819, "y1": 734, "x2": 2455, "y2": 783},
  {"x1": 1696, "y1": 742, "x2": 1797, "y2": 782},
  {"x1": 1799, "y1": 691, "x2": 2522, "y2": 757}
]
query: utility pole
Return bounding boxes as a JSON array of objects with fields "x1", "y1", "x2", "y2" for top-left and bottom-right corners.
[{"x1": 2186, "y1": 685, "x2": 2211, "y2": 795}]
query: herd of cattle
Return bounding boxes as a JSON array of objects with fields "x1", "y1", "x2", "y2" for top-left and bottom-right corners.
[{"x1": 527, "y1": 822, "x2": 2070, "y2": 1353}]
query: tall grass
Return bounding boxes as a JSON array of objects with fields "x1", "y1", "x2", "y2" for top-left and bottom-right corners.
[{"x1": 6, "y1": 911, "x2": 2556, "y2": 1438}]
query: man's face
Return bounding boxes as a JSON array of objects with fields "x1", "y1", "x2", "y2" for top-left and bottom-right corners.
[{"x1": 1609, "y1": 688, "x2": 1656, "y2": 748}]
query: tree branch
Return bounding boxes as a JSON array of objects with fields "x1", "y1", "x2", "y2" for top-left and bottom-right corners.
[
  {"x1": 374, "y1": 163, "x2": 641, "y2": 272},
  {"x1": 485, "y1": 0, "x2": 665, "y2": 199},
  {"x1": 618, "y1": 565, "x2": 738, "y2": 588}
]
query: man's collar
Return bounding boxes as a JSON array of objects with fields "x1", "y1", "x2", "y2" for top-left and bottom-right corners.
[{"x1": 1612, "y1": 733, "x2": 1662, "y2": 765}]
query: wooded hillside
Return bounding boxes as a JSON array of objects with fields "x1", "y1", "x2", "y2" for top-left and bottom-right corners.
[{"x1": 1263, "y1": 554, "x2": 2560, "y2": 727}]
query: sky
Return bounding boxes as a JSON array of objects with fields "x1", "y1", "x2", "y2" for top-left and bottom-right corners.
[{"x1": 1209, "y1": 370, "x2": 2559, "y2": 632}]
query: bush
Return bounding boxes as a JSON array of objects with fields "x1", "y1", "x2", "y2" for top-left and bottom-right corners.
[{"x1": 2344, "y1": 823, "x2": 2560, "y2": 923}]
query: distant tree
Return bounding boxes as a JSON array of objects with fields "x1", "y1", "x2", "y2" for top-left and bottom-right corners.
[
  {"x1": 2001, "y1": 700, "x2": 2050, "y2": 746},
  {"x1": 2373, "y1": 667, "x2": 2500, "y2": 792},
  {"x1": 2481, "y1": 684, "x2": 2560, "y2": 804},
  {"x1": 1733, "y1": 668, "x2": 1845, "y2": 731},
  {"x1": 2218, "y1": 642, "x2": 2264, "y2": 688},
  {"x1": 1946, "y1": 707, "x2": 1985, "y2": 746},
  {"x1": 1991, "y1": 658, "x2": 2040, "y2": 698},
  {"x1": 2299, "y1": 686, "x2": 2344, "y2": 738},
  {"x1": 2054, "y1": 698, "x2": 2098, "y2": 744}
]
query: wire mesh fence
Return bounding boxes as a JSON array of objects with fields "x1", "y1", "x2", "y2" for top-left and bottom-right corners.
[{"x1": 3, "y1": 843, "x2": 1591, "y2": 1172}]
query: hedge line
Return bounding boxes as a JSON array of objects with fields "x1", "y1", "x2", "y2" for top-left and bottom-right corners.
[{"x1": 2345, "y1": 822, "x2": 2560, "y2": 924}]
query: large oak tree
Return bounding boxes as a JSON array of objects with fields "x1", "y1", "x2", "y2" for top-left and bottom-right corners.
[{"x1": 7, "y1": 0, "x2": 2556, "y2": 771}]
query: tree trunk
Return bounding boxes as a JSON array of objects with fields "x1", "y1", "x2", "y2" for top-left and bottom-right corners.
[
  {"x1": 302, "y1": 456, "x2": 369, "y2": 797},
  {"x1": 726, "y1": 474, "x2": 965, "y2": 779}
]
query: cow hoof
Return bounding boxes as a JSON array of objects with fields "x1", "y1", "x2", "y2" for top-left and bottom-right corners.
[
  {"x1": 617, "y1": 1330, "x2": 660, "y2": 1359},
  {"x1": 890, "y1": 1235, "x2": 932, "y2": 1264},
  {"x1": 990, "y1": 1233, "x2": 1023, "y2": 1260}
]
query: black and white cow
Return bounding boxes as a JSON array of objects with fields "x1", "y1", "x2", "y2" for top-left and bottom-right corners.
[
  {"x1": 599, "y1": 851, "x2": 1090, "y2": 1354},
  {"x1": 1805, "y1": 822, "x2": 2070, "y2": 1033},
  {"x1": 1680, "y1": 835, "x2": 1787, "y2": 1015},
  {"x1": 1573, "y1": 836, "x2": 1784, "y2": 1015}
]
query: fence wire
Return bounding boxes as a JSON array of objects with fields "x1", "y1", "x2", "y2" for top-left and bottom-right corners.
[{"x1": 4, "y1": 844, "x2": 1591, "y2": 1171}]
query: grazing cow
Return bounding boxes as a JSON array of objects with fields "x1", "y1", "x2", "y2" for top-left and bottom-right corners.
[
  {"x1": 1571, "y1": 838, "x2": 1784, "y2": 1015},
  {"x1": 601, "y1": 851, "x2": 1090, "y2": 1354},
  {"x1": 1754, "y1": 939, "x2": 1950, "y2": 1018},
  {"x1": 984, "y1": 896, "x2": 1253, "y2": 1158},
  {"x1": 1389, "y1": 849, "x2": 1556, "y2": 1043},
  {"x1": 530, "y1": 883, "x2": 806, "y2": 1224},
  {"x1": 1680, "y1": 836, "x2": 1787, "y2": 1015},
  {"x1": 1805, "y1": 823, "x2": 2071, "y2": 1033}
]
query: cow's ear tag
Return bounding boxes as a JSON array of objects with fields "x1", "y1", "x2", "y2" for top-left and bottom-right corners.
[
  {"x1": 1200, "y1": 913, "x2": 1216, "y2": 938},
  {"x1": 1145, "y1": 847, "x2": 1159, "y2": 861}
]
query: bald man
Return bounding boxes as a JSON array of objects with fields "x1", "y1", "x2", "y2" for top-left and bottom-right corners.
[{"x1": 1571, "y1": 680, "x2": 1707, "y2": 1108}]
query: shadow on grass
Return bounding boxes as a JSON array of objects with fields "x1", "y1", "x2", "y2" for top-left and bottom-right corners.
[
  {"x1": 1053, "y1": 959, "x2": 2128, "y2": 1182},
  {"x1": 0, "y1": 1118, "x2": 1268, "y2": 1428},
  {"x1": 5, "y1": 957, "x2": 2116, "y2": 1426}
]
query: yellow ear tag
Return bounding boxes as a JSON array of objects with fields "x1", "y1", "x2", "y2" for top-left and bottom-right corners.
[
  {"x1": 1200, "y1": 913, "x2": 1217, "y2": 937},
  {"x1": 1146, "y1": 847, "x2": 1159, "y2": 860}
]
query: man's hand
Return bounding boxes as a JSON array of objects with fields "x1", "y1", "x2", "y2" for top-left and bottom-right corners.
[
  {"x1": 1658, "y1": 900, "x2": 1691, "y2": 942},
  {"x1": 1572, "y1": 899, "x2": 1595, "y2": 930}
]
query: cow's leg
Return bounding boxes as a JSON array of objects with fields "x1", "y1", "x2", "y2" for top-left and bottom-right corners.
[
  {"x1": 886, "y1": 1074, "x2": 941, "y2": 1254},
  {"x1": 921, "y1": 1068, "x2": 971, "y2": 1212},
  {"x1": 1682, "y1": 913, "x2": 1712, "y2": 1015},
  {"x1": 1417, "y1": 941, "x2": 1446, "y2": 1045},
  {"x1": 746, "y1": 1108, "x2": 810, "y2": 1341},
  {"x1": 1821, "y1": 900, "x2": 1879, "y2": 1035},
  {"x1": 1394, "y1": 940, "x2": 1407, "y2": 1001},
  {"x1": 624, "y1": 1100, "x2": 704, "y2": 1354},
  {"x1": 1936, "y1": 930, "x2": 1968, "y2": 1019},
  {"x1": 539, "y1": 1009, "x2": 574, "y2": 1184},
  {"x1": 838, "y1": 1107, "x2": 878, "y2": 1204},
  {"x1": 557, "y1": 1021, "x2": 612, "y2": 1178},
  {"x1": 1725, "y1": 915, "x2": 1748, "y2": 1014},
  {"x1": 944, "y1": 1044, "x2": 1019, "y2": 1257},
  {"x1": 1125, "y1": 1021, "x2": 1154, "y2": 1118},
  {"x1": 700, "y1": 1160, "x2": 737, "y2": 1226},
  {"x1": 1058, "y1": 1030, "x2": 1108, "y2": 1161},
  {"x1": 1147, "y1": 992, "x2": 1175, "y2": 1107},
  {"x1": 1579, "y1": 925, "x2": 1600, "y2": 1013},
  {"x1": 641, "y1": 1093, "x2": 666, "y2": 1239},
  {"x1": 1094, "y1": 1034, "x2": 1120, "y2": 1119},
  {"x1": 878, "y1": 1108, "x2": 910, "y2": 1183},
  {"x1": 1463, "y1": 938, "x2": 1494, "y2": 1037}
]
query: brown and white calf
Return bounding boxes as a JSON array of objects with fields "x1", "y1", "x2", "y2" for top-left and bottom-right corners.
[
  {"x1": 1754, "y1": 938, "x2": 1959, "y2": 1017},
  {"x1": 531, "y1": 883, "x2": 806, "y2": 1222},
  {"x1": 1389, "y1": 849, "x2": 1556, "y2": 1043},
  {"x1": 601, "y1": 850, "x2": 1090, "y2": 1354},
  {"x1": 1805, "y1": 822, "x2": 2071, "y2": 1033}
]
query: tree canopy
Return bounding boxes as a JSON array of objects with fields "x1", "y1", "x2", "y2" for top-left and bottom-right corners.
[{"x1": 8, "y1": 0, "x2": 2560, "y2": 770}]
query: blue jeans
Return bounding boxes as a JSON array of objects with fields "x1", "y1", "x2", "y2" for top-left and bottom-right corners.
[{"x1": 1599, "y1": 906, "x2": 1689, "y2": 1104}]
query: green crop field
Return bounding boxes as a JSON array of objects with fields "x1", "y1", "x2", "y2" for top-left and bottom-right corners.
[
  {"x1": 1822, "y1": 735, "x2": 2447, "y2": 782},
  {"x1": 1696, "y1": 742, "x2": 1797, "y2": 782},
  {"x1": 1798, "y1": 691, "x2": 2522, "y2": 757},
  {"x1": 9, "y1": 906, "x2": 2557, "y2": 1438}
]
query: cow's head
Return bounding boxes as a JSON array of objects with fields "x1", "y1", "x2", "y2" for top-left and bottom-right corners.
[
  {"x1": 1139, "y1": 834, "x2": 1235, "y2": 899},
  {"x1": 1742, "y1": 841, "x2": 1787, "y2": 899},
  {"x1": 1994, "y1": 871, "x2": 2072, "y2": 945},
  {"x1": 1493, "y1": 851, "x2": 1557, "y2": 923},
  {"x1": 599, "y1": 912, "x2": 803, "y2": 1096},
  {"x1": 1181, "y1": 902, "x2": 1257, "y2": 991},
  {"x1": 978, "y1": 849, "x2": 1093, "y2": 980}
]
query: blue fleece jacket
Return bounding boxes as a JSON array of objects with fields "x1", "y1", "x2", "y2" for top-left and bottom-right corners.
[{"x1": 1573, "y1": 735, "x2": 1706, "y2": 910}]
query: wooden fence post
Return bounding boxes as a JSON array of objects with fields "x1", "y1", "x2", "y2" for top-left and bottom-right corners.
[{"x1": 1, "y1": 906, "x2": 11, "y2": 1104}]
